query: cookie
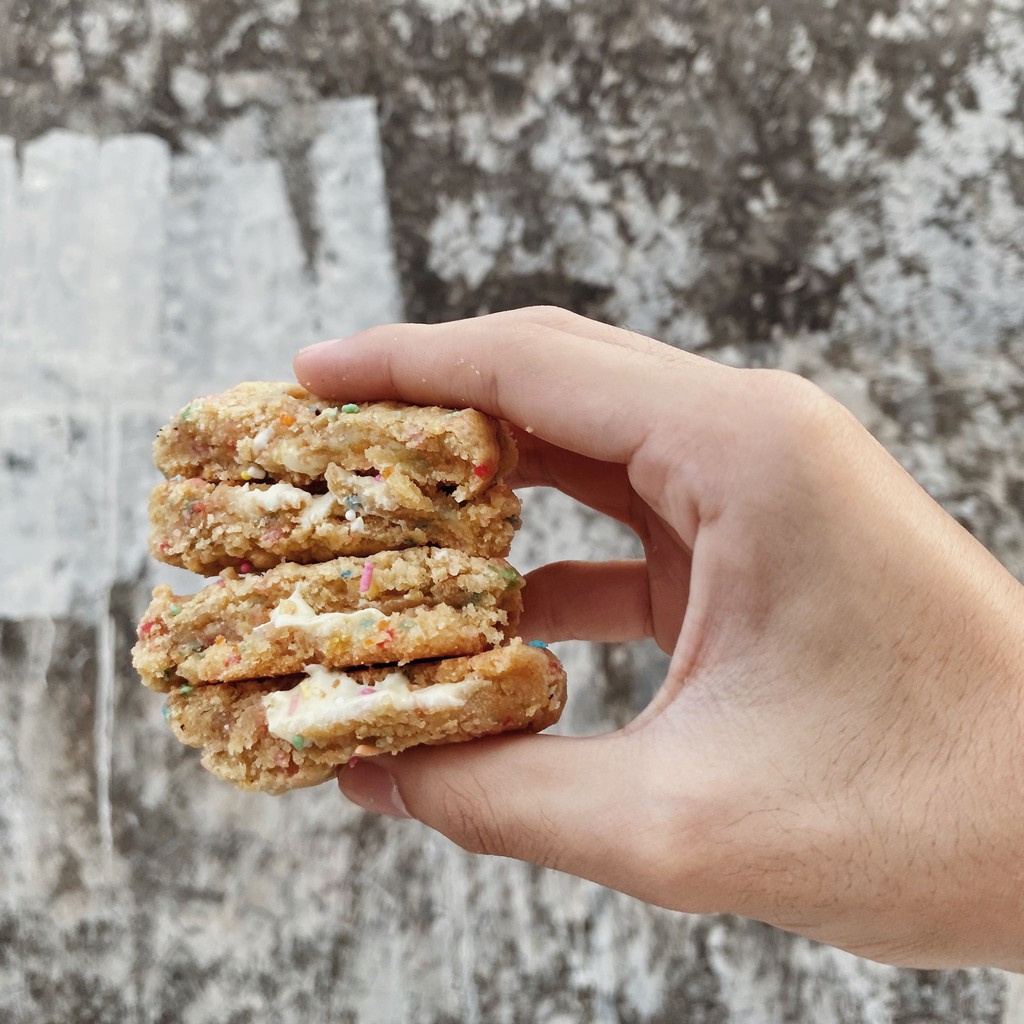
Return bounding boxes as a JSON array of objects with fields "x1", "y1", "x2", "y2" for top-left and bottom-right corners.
[
  {"x1": 133, "y1": 548, "x2": 523, "y2": 691},
  {"x1": 163, "y1": 639, "x2": 567, "y2": 794},
  {"x1": 153, "y1": 382, "x2": 516, "y2": 501},
  {"x1": 148, "y1": 476, "x2": 521, "y2": 574}
]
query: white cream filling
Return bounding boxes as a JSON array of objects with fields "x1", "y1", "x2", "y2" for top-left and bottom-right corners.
[
  {"x1": 236, "y1": 482, "x2": 309, "y2": 515},
  {"x1": 262, "y1": 664, "x2": 484, "y2": 738},
  {"x1": 267, "y1": 587, "x2": 386, "y2": 636},
  {"x1": 234, "y1": 485, "x2": 365, "y2": 531},
  {"x1": 356, "y1": 477, "x2": 400, "y2": 513},
  {"x1": 299, "y1": 492, "x2": 336, "y2": 528},
  {"x1": 251, "y1": 425, "x2": 276, "y2": 453},
  {"x1": 274, "y1": 439, "x2": 326, "y2": 476}
]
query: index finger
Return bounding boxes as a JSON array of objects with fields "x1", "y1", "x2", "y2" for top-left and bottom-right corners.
[{"x1": 293, "y1": 309, "x2": 722, "y2": 464}]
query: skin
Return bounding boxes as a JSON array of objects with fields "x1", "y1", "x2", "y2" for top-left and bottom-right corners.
[{"x1": 293, "y1": 306, "x2": 1024, "y2": 971}]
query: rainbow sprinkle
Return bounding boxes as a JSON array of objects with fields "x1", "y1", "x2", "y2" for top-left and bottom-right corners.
[
  {"x1": 527, "y1": 639, "x2": 548, "y2": 648},
  {"x1": 342, "y1": 403, "x2": 359, "y2": 414},
  {"x1": 290, "y1": 735, "x2": 306, "y2": 750},
  {"x1": 359, "y1": 562, "x2": 374, "y2": 593},
  {"x1": 239, "y1": 560, "x2": 253, "y2": 574},
  {"x1": 340, "y1": 569, "x2": 354, "y2": 579}
]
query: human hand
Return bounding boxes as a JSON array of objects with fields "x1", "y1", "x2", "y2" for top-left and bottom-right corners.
[{"x1": 294, "y1": 307, "x2": 1024, "y2": 970}]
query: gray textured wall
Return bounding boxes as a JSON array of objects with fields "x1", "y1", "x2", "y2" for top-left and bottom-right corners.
[{"x1": 2, "y1": 1, "x2": 1024, "y2": 1022}]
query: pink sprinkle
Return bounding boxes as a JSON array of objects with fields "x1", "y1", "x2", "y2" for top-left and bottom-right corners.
[
  {"x1": 288, "y1": 691, "x2": 301, "y2": 715},
  {"x1": 359, "y1": 562, "x2": 374, "y2": 593},
  {"x1": 473, "y1": 463, "x2": 490, "y2": 478},
  {"x1": 359, "y1": 687, "x2": 376, "y2": 695},
  {"x1": 347, "y1": 757, "x2": 360, "y2": 768},
  {"x1": 239, "y1": 560, "x2": 253, "y2": 574},
  {"x1": 374, "y1": 473, "x2": 383, "y2": 482}
]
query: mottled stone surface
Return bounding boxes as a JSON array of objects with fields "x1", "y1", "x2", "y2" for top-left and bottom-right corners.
[{"x1": 1, "y1": 1, "x2": 1023, "y2": 1022}]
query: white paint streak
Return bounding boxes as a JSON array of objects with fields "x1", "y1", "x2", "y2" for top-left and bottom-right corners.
[
  {"x1": 94, "y1": 407, "x2": 120, "y2": 863},
  {"x1": 312, "y1": 97, "x2": 404, "y2": 336},
  {"x1": 94, "y1": 609, "x2": 116, "y2": 861},
  {"x1": 1005, "y1": 974, "x2": 1024, "y2": 1024}
]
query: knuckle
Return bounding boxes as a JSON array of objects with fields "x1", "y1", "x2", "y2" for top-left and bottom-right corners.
[
  {"x1": 751, "y1": 368, "x2": 837, "y2": 425},
  {"x1": 739, "y1": 368, "x2": 858, "y2": 467},
  {"x1": 518, "y1": 304, "x2": 575, "y2": 326},
  {"x1": 435, "y1": 772, "x2": 561, "y2": 867},
  {"x1": 437, "y1": 776, "x2": 511, "y2": 858}
]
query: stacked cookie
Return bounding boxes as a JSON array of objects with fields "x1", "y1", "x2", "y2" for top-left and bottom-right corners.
[{"x1": 132, "y1": 383, "x2": 566, "y2": 794}]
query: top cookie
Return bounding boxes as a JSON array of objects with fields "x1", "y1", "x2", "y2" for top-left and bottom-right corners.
[{"x1": 153, "y1": 383, "x2": 516, "y2": 501}]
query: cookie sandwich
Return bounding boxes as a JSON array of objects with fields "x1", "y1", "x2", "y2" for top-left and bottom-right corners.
[{"x1": 149, "y1": 382, "x2": 521, "y2": 573}]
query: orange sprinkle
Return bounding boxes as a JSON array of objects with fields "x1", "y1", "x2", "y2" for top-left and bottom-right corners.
[
  {"x1": 214, "y1": 634, "x2": 226, "y2": 645},
  {"x1": 352, "y1": 744, "x2": 382, "y2": 758},
  {"x1": 279, "y1": 413, "x2": 295, "y2": 427},
  {"x1": 381, "y1": 466, "x2": 393, "y2": 478}
]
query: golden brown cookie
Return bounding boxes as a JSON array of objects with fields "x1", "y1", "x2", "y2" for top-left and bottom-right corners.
[
  {"x1": 163, "y1": 639, "x2": 567, "y2": 794},
  {"x1": 133, "y1": 548, "x2": 523, "y2": 691},
  {"x1": 153, "y1": 382, "x2": 516, "y2": 501},
  {"x1": 148, "y1": 476, "x2": 521, "y2": 574}
]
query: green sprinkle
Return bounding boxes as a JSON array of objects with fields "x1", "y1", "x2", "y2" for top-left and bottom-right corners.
[
  {"x1": 161, "y1": 705, "x2": 171, "y2": 719},
  {"x1": 341, "y1": 403, "x2": 359, "y2": 414},
  {"x1": 169, "y1": 604, "x2": 181, "y2": 616},
  {"x1": 291, "y1": 734, "x2": 306, "y2": 749},
  {"x1": 178, "y1": 684, "x2": 193, "y2": 694},
  {"x1": 500, "y1": 566, "x2": 520, "y2": 586},
  {"x1": 180, "y1": 404, "x2": 192, "y2": 421}
]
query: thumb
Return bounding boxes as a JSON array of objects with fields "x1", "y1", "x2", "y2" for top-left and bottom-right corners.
[{"x1": 338, "y1": 732, "x2": 671, "y2": 886}]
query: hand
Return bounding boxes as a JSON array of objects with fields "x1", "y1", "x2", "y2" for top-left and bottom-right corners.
[{"x1": 293, "y1": 307, "x2": 1024, "y2": 970}]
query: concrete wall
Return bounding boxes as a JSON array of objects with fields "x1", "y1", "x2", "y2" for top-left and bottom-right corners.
[{"x1": 2, "y1": 2, "x2": 1023, "y2": 1021}]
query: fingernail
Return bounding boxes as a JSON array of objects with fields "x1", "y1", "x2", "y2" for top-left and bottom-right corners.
[
  {"x1": 338, "y1": 760, "x2": 411, "y2": 819},
  {"x1": 296, "y1": 338, "x2": 339, "y2": 357}
]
